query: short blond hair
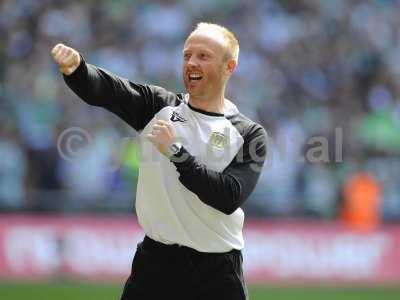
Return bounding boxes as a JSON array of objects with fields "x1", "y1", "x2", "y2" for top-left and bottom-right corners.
[{"x1": 188, "y1": 22, "x2": 240, "y2": 63}]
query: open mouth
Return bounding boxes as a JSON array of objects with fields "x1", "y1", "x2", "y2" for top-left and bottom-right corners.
[{"x1": 188, "y1": 73, "x2": 203, "y2": 81}]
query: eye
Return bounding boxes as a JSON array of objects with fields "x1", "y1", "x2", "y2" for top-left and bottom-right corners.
[
  {"x1": 199, "y1": 53, "x2": 208, "y2": 60},
  {"x1": 183, "y1": 53, "x2": 191, "y2": 60}
]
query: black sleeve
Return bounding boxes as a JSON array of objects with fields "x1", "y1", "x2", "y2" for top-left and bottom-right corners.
[
  {"x1": 172, "y1": 124, "x2": 267, "y2": 215},
  {"x1": 63, "y1": 56, "x2": 179, "y2": 131}
]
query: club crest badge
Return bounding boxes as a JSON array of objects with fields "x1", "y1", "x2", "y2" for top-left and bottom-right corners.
[{"x1": 209, "y1": 132, "x2": 227, "y2": 149}]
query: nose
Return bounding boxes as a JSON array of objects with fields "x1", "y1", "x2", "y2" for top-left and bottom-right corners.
[{"x1": 187, "y1": 56, "x2": 198, "y2": 67}]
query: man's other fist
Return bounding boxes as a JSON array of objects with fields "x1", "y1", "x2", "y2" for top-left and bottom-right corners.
[{"x1": 51, "y1": 43, "x2": 81, "y2": 75}]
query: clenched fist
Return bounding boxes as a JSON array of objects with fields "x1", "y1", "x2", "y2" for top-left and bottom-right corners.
[
  {"x1": 147, "y1": 120, "x2": 178, "y2": 157},
  {"x1": 51, "y1": 43, "x2": 81, "y2": 75}
]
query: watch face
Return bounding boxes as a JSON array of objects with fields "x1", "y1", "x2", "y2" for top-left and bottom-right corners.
[{"x1": 170, "y1": 143, "x2": 181, "y2": 155}]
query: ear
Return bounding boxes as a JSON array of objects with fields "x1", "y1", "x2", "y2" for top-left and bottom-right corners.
[{"x1": 225, "y1": 59, "x2": 237, "y2": 76}]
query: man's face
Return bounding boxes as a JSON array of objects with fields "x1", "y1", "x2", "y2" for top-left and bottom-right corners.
[{"x1": 182, "y1": 31, "x2": 228, "y2": 99}]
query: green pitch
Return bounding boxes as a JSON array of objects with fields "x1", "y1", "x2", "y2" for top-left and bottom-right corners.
[{"x1": 0, "y1": 281, "x2": 399, "y2": 300}]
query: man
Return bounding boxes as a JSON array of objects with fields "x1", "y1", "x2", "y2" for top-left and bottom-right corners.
[{"x1": 51, "y1": 22, "x2": 267, "y2": 300}]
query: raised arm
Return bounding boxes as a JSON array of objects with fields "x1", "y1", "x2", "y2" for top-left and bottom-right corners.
[{"x1": 51, "y1": 43, "x2": 179, "y2": 131}]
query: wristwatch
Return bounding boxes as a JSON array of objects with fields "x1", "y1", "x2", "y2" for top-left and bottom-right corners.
[{"x1": 168, "y1": 142, "x2": 183, "y2": 157}]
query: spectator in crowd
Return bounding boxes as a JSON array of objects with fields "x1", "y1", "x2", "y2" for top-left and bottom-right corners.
[{"x1": 0, "y1": 119, "x2": 27, "y2": 210}]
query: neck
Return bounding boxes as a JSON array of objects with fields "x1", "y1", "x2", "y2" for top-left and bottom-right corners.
[{"x1": 188, "y1": 90, "x2": 225, "y2": 115}]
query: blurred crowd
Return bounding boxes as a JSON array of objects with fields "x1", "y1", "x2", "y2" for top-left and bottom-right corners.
[{"x1": 1, "y1": 0, "x2": 400, "y2": 224}]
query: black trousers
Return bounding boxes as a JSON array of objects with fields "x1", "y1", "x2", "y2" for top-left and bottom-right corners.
[{"x1": 120, "y1": 236, "x2": 248, "y2": 300}]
